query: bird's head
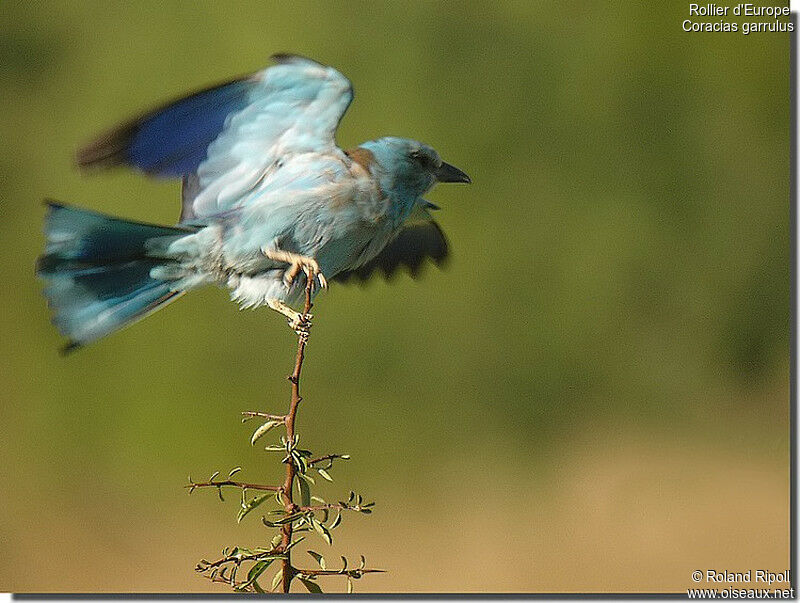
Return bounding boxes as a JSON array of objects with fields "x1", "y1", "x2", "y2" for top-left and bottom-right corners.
[{"x1": 356, "y1": 137, "x2": 470, "y2": 217}]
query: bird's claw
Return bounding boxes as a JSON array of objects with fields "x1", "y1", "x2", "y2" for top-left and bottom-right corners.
[
  {"x1": 289, "y1": 312, "x2": 313, "y2": 339},
  {"x1": 262, "y1": 248, "x2": 327, "y2": 291},
  {"x1": 284, "y1": 258, "x2": 327, "y2": 291}
]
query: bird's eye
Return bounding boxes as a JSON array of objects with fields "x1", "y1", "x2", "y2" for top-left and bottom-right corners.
[{"x1": 409, "y1": 150, "x2": 429, "y2": 166}]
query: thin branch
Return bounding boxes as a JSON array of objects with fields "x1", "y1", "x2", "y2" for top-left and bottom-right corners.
[
  {"x1": 299, "y1": 503, "x2": 347, "y2": 512},
  {"x1": 298, "y1": 502, "x2": 369, "y2": 512},
  {"x1": 197, "y1": 550, "x2": 280, "y2": 570},
  {"x1": 200, "y1": 572, "x2": 249, "y2": 590},
  {"x1": 307, "y1": 453, "x2": 350, "y2": 467},
  {"x1": 297, "y1": 568, "x2": 386, "y2": 577},
  {"x1": 278, "y1": 274, "x2": 316, "y2": 592},
  {"x1": 186, "y1": 480, "x2": 282, "y2": 492},
  {"x1": 241, "y1": 411, "x2": 287, "y2": 422}
]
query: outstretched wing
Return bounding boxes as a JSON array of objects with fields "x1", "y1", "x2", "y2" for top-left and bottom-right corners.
[
  {"x1": 77, "y1": 54, "x2": 354, "y2": 222},
  {"x1": 334, "y1": 221, "x2": 449, "y2": 284}
]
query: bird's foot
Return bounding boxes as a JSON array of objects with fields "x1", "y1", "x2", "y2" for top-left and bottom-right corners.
[
  {"x1": 267, "y1": 299, "x2": 313, "y2": 338},
  {"x1": 289, "y1": 312, "x2": 314, "y2": 340},
  {"x1": 261, "y1": 248, "x2": 327, "y2": 290}
]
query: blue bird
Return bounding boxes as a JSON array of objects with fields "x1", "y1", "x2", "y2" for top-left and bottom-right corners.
[{"x1": 37, "y1": 54, "x2": 470, "y2": 351}]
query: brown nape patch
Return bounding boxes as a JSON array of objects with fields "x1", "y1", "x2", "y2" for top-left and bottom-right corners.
[{"x1": 345, "y1": 147, "x2": 375, "y2": 172}]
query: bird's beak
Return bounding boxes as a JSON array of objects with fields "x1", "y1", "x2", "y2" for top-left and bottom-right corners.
[{"x1": 436, "y1": 161, "x2": 471, "y2": 184}]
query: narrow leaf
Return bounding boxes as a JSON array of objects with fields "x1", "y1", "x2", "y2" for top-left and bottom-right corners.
[
  {"x1": 237, "y1": 493, "x2": 271, "y2": 523},
  {"x1": 297, "y1": 470, "x2": 315, "y2": 485},
  {"x1": 307, "y1": 550, "x2": 326, "y2": 569},
  {"x1": 271, "y1": 568, "x2": 283, "y2": 592},
  {"x1": 317, "y1": 468, "x2": 333, "y2": 482},
  {"x1": 246, "y1": 558, "x2": 274, "y2": 585},
  {"x1": 251, "y1": 420, "x2": 282, "y2": 445},
  {"x1": 312, "y1": 517, "x2": 333, "y2": 545},
  {"x1": 298, "y1": 475, "x2": 311, "y2": 508},
  {"x1": 300, "y1": 578, "x2": 323, "y2": 594}
]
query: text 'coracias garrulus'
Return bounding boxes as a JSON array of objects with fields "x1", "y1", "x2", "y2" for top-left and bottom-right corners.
[{"x1": 37, "y1": 54, "x2": 471, "y2": 351}]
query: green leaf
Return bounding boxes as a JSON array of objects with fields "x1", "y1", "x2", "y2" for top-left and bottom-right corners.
[
  {"x1": 209, "y1": 471, "x2": 220, "y2": 482},
  {"x1": 317, "y1": 468, "x2": 333, "y2": 482},
  {"x1": 273, "y1": 512, "x2": 305, "y2": 525},
  {"x1": 307, "y1": 550, "x2": 326, "y2": 569},
  {"x1": 251, "y1": 420, "x2": 282, "y2": 445},
  {"x1": 330, "y1": 512, "x2": 342, "y2": 530},
  {"x1": 228, "y1": 466, "x2": 242, "y2": 477},
  {"x1": 290, "y1": 450, "x2": 309, "y2": 474},
  {"x1": 300, "y1": 578, "x2": 323, "y2": 594},
  {"x1": 347, "y1": 577, "x2": 354, "y2": 593},
  {"x1": 311, "y1": 516, "x2": 332, "y2": 545},
  {"x1": 297, "y1": 470, "x2": 315, "y2": 485},
  {"x1": 237, "y1": 493, "x2": 271, "y2": 523},
  {"x1": 245, "y1": 558, "x2": 275, "y2": 587},
  {"x1": 271, "y1": 568, "x2": 284, "y2": 592},
  {"x1": 297, "y1": 475, "x2": 311, "y2": 508}
]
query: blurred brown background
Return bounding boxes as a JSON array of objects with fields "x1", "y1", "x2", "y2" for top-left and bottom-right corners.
[{"x1": 0, "y1": 1, "x2": 790, "y2": 593}]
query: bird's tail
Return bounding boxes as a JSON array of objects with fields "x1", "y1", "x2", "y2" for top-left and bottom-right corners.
[{"x1": 36, "y1": 201, "x2": 196, "y2": 352}]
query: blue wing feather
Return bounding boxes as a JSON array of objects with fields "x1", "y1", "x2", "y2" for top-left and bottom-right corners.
[
  {"x1": 128, "y1": 80, "x2": 254, "y2": 176},
  {"x1": 77, "y1": 77, "x2": 256, "y2": 177}
]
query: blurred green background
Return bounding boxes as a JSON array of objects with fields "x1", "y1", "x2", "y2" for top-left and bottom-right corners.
[{"x1": 0, "y1": 1, "x2": 790, "y2": 593}]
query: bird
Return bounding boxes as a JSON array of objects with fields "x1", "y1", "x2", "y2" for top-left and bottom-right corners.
[{"x1": 36, "y1": 54, "x2": 471, "y2": 352}]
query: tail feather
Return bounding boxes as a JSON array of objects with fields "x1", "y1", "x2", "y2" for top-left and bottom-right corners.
[{"x1": 37, "y1": 202, "x2": 194, "y2": 351}]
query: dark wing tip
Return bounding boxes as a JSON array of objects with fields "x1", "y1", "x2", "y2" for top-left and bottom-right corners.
[
  {"x1": 60, "y1": 340, "x2": 81, "y2": 356},
  {"x1": 334, "y1": 222, "x2": 449, "y2": 285},
  {"x1": 270, "y1": 53, "x2": 324, "y2": 67},
  {"x1": 75, "y1": 122, "x2": 135, "y2": 171},
  {"x1": 42, "y1": 198, "x2": 64, "y2": 209}
]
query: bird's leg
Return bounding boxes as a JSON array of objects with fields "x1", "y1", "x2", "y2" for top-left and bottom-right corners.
[
  {"x1": 267, "y1": 298, "x2": 313, "y2": 338},
  {"x1": 261, "y1": 247, "x2": 328, "y2": 290}
]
